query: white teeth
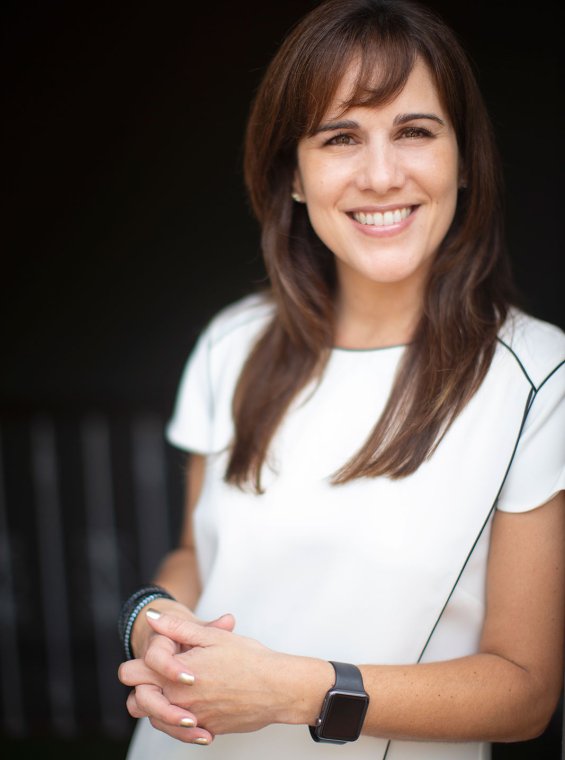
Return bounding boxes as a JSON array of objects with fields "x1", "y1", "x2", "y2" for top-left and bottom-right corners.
[{"x1": 352, "y1": 207, "x2": 411, "y2": 226}]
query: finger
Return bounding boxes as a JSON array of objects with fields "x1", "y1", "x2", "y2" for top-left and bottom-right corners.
[
  {"x1": 148, "y1": 715, "x2": 214, "y2": 745},
  {"x1": 118, "y1": 658, "x2": 163, "y2": 688},
  {"x1": 145, "y1": 608, "x2": 222, "y2": 650},
  {"x1": 132, "y1": 683, "x2": 199, "y2": 729},
  {"x1": 143, "y1": 627, "x2": 198, "y2": 685},
  {"x1": 126, "y1": 689, "x2": 148, "y2": 719},
  {"x1": 146, "y1": 631, "x2": 181, "y2": 657},
  {"x1": 206, "y1": 612, "x2": 236, "y2": 632}
]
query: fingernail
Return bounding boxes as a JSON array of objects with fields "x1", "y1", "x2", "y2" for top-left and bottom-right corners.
[
  {"x1": 193, "y1": 738, "x2": 209, "y2": 745},
  {"x1": 179, "y1": 671, "x2": 195, "y2": 685},
  {"x1": 179, "y1": 717, "x2": 195, "y2": 727},
  {"x1": 146, "y1": 608, "x2": 161, "y2": 620}
]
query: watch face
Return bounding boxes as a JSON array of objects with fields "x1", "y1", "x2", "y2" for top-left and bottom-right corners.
[{"x1": 321, "y1": 691, "x2": 369, "y2": 742}]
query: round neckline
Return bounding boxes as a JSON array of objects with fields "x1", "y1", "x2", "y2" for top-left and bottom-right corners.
[{"x1": 332, "y1": 342, "x2": 409, "y2": 354}]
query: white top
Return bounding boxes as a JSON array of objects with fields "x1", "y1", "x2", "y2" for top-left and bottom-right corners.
[{"x1": 128, "y1": 294, "x2": 565, "y2": 760}]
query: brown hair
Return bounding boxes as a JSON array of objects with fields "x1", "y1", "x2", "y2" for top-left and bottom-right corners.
[{"x1": 227, "y1": 0, "x2": 516, "y2": 491}]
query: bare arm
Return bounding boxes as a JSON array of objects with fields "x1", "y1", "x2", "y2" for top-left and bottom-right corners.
[
  {"x1": 129, "y1": 453, "x2": 209, "y2": 658},
  {"x1": 119, "y1": 452, "x2": 234, "y2": 745},
  {"x1": 134, "y1": 491, "x2": 564, "y2": 743},
  {"x1": 356, "y1": 491, "x2": 565, "y2": 741},
  {"x1": 152, "y1": 452, "x2": 205, "y2": 606}
]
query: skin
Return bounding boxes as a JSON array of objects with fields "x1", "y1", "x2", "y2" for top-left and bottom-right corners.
[
  {"x1": 119, "y1": 459, "x2": 564, "y2": 745},
  {"x1": 122, "y1": 454, "x2": 236, "y2": 744},
  {"x1": 118, "y1": 59, "x2": 565, "y2": 746},
  {"x1": 294, "y1": 58, "x2": 462, "y2": 349}
]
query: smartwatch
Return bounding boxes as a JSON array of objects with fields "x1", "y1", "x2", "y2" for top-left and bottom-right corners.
[{"x1": 309, "y1": 661, "x2": 369, "y2": 744}]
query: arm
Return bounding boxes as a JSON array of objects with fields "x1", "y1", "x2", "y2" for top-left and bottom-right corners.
[
  {"x1": 119, "y1": 453, "x2": 234, "y2": 745},
  {"x1": 129, "y1": 452, "x2": 208, "y2": 659},
  {"x1": 126, "y1": 491, "x2": 564, "y2": 743},
  {"x1": 358, "y1": 490, "x2": 565, "y2": 742}
]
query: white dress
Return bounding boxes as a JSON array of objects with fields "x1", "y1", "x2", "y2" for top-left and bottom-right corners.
[{"x1": 127, "y1": 294, "x2": 565, "y2": 760}]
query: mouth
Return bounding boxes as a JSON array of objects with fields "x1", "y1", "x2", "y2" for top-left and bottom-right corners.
[{"x1": 350, "y1": 206, "x2": 415, "y2": 227}]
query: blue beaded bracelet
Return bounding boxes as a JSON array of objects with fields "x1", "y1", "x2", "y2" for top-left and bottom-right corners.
[{"x1": 118, "y1": 585, "x2": 175, "y2": 660}]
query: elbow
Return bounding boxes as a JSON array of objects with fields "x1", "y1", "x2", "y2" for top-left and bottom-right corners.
[
  {"x1": 481, "y1": 650, "x2": 564, "y2": 743},
  {"x1": 500, "y1": 688, "x2": 562, "y2": 743},
  {"x1": 503, "y1": 719, "x2": 553, "y2": 744},
  {"x1": 511, "y1": 717, "x2": 552, "y2": 743},
  {"x1": 520, "y1": 700, "x2": 561, "y2": 743},
  {"x1": 525, "y1": 677, "x2": 563, "y2": 741}
]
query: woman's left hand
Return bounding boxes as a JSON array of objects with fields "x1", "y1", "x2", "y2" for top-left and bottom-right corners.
[
  {"x1": 144, "y1": 609, "x2": 298, "y2": 735},
  {"x1": 127, "y1": 609, "x2": 331, "y2": 736},
  {"x1": 122, "y1": 653, "x2": 215, "y2": 745},
  {"x1": 119, "y1": 610, "x2": 238, "y2": 744}
]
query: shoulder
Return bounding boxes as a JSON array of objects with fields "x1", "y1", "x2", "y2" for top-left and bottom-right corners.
[
  {"x1": 202, "y1": 291, "x2": 275, "y2": 353},
  {"x1": 496, "y1": 309, "x2": 565, "y2": 390},
  {"x1": 166, "y1": 293, "x2": 275, "y2": 453}
]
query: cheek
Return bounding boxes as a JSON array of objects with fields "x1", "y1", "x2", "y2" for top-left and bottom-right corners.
[
  {"x1": 434, "y1": 151, "x2": 460, "y2": 201},
  {"x1": 412, "y1": 140, "x2": 459, "y2": 193},
  {"x1": 301, "y1": 158, "x2": 351, "y2": 201},
  {"x1": 425, "y1": 164, "x2": 460, "y2": 230},
  {"x1": 439, "y1": 175, "x2": 460, "y2": 221}
]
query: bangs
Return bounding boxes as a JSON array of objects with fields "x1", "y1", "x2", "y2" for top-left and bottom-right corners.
[{"x1": 299, "y1": 17, "x2": 418, "y2": 136}]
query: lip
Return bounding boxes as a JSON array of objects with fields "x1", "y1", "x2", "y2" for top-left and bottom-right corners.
[
  {"x1": 347, "y1": 204, "x2": 419, "y2": 237},
  {"x1": 346, "y1": 203, "x2": 416, "y2": 213}
]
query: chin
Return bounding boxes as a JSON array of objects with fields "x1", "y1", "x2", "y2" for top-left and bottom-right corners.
[{"x1": 362, "y1": 262, "x2": 424, "y2": 285}]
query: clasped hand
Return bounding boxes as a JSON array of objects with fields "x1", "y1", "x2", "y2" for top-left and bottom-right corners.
[{"x1": 118, "y1": 609, "x2": 293, "y2": 744}]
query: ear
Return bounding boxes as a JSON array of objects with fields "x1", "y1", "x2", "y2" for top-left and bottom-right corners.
[{"x1": 292, "y1": 169, "x2": 305, "y2": 203}]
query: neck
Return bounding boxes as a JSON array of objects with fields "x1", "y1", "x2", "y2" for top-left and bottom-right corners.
[{"x1": 334, "y1": 271, "x2": 425, "y2": 350}]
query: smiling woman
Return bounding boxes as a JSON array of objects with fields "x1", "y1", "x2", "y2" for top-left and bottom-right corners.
[
  {"x1": 116, "y1": 2, "x2": 564, "y2": 760},
  {"x1": 293, "y1": 59, "x2": 461, "y2": 346},
  {"x1": 231, "y1": 0, "x2": 510, "y2": 487}
]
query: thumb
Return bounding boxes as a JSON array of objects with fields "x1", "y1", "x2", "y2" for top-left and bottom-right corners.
[{"x1": 206, "y1": 613, "x2": 236, "y2": 632}]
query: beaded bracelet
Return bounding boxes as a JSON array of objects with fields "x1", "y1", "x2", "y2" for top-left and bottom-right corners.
[
  {"x1": 118, "y1": 585, "x2": 168, "y2": 642},
  {"x1": 118, "y1": 585, "x2": 175, "y2": 660}
]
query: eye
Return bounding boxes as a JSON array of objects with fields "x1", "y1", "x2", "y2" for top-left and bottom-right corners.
[
  {"x1": 399, "y1": 126, "x2": 434, "y2": 139},
  {"x1": 324, "y1": 132, "x2": 356, "y2": 146}
]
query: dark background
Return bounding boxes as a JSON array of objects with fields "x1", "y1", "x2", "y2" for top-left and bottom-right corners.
[{"x1": 1, "y1": 0, "x2": 563, "y2": 757}]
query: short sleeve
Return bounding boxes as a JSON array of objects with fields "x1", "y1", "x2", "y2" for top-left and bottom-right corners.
[
  {"x1": 165, "y1": 328, "x2": 214, "y2": 454},
  {"x1": 497, "y1": 363, "x2": 565, "y2": 512}
]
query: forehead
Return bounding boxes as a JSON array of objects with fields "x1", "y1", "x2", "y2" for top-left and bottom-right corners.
[{"x1": 322, "y1": 57, "x2": 445, "y2": 122}]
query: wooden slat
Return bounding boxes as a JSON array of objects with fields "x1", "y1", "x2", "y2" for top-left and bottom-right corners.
[
  {"x1": 31, "y1": 417, "x2": 75, "y2": 735},
  {"x1": 82, "y1": 414, "x2": 129, "y2": 736},
  {"x1": 131, "y1": 414, "x2": 171, "y2": 582},
  {"x1": 0, "y1": 430, "x2": 25, "y2": 734}
]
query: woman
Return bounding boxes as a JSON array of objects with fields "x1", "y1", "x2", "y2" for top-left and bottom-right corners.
[{"x1": 118, "y1": 1, "x2": 565, "y2": 758}]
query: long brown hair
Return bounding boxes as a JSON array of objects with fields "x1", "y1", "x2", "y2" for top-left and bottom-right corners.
[{"x1": 226, "y1": 0, "x2": 516, "y2": 492}]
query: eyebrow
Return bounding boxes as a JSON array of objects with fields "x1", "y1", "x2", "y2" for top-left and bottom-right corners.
[
  {"x1": 313, "y1": 119, "x2": 359, "y2": 134},
  {"x1": 394, "y1": 112, "x2": 445, "y2": 126},
  {"x1": 313, "y1": 112, "x2": 445, "y2": 134}
]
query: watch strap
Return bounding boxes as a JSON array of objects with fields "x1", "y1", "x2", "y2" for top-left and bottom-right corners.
[{"x1": 329, "y1": 661, "x2": 365, "y2": 691}]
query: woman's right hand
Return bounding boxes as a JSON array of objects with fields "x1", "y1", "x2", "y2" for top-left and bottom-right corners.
[
  {"x1": 129, "y1": 598, "x2": 200, "y2": 661},
  {"x1": 119, "y1": 454, "x2": 224, "y2": 741}
]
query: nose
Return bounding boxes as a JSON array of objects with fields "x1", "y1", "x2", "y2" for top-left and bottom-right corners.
[{"x1": 355, "y1": 139, "x2": 405, "y2": 194}]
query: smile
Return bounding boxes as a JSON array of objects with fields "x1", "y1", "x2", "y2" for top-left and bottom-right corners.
[{"x1": 351, "y1": 207, "x2": 413, "y2": 227}]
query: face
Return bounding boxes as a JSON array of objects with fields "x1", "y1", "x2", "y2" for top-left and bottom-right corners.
[{"x1": 294, "y1": 58, "x2": 461, "y2": 297}]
